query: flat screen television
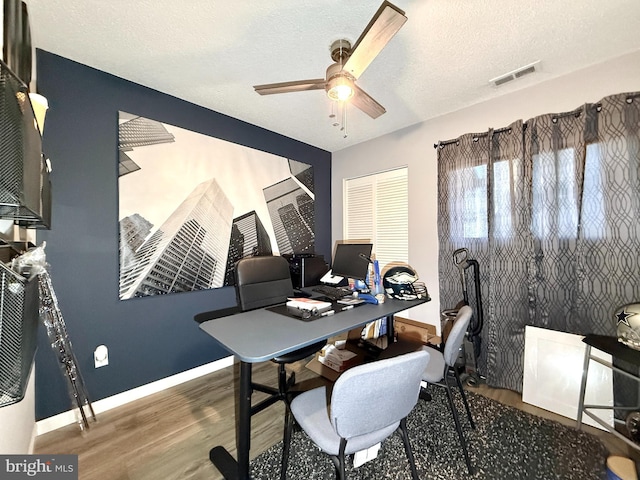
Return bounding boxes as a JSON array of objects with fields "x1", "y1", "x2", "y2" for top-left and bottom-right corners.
[{"x1": 330, "y1": 243, "x2": 373, "y2": 282}]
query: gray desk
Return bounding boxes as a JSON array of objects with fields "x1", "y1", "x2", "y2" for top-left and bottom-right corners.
[{"x1": 198, "y1": 295, "x2": 429, "y2": 480}]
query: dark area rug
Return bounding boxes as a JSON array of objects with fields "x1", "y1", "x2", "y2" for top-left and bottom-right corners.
[{"x1": 250, "y1": 387, "x2": 609, "y2": 479}]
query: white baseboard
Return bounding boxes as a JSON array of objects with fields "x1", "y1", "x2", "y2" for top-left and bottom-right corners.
[
  {"x1": 29, "y1": 423, "x2": 37, "y2": 453},
  {"x1": 36, "y1": 355, "x2": 235, "y2": 436}
]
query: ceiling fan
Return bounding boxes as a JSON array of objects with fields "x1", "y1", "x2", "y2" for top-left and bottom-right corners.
[{"x1": 253, "y1": 1, "x2": 407, "y2": 120}]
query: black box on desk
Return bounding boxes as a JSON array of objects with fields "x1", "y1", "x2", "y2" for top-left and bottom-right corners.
[{"x1": 285, "y1": 255, "x2": 329, "y2": 288}]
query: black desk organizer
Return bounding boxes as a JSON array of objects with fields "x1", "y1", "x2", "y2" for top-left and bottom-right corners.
[
  {"x1": 0, "y1": 261, "x2": 38, "y2": 407},
  {"x1": 0, "y1": 58, "x2": 51, "y2": 228}
]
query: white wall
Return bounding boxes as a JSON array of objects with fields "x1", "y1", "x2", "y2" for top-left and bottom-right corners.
[
  {"x1": 332, "y1": 50, "x2": 640, "y2": 331},
  {"x1": 0, "y1": 365, "x2": 36, "y2": 453}
]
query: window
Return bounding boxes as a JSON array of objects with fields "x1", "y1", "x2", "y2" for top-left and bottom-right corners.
[
  {"x1": 532, "y1": 144, "x2": 607, "y2": 240},
  {"x1": 450, "y1": 161, "x2": 513, "y2": 240},
  {"x1": 453, "y1": 144, "x2": 606, "y2": 242},
  {"x1": 343, "y1": 167, "x2": 408, "y2": 269},
  {"x1": 455, "y1": 164, "x2": 488, "y2": 239},
  {"x1": 532, "y1": 148, "x2": 579, "y2": 239},
  {"x1": 581, "y1": 144, "x2": 606, "y2": 240}
]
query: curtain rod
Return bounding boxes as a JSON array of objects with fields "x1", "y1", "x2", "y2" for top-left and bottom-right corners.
[
  {"x1": 434, "y1": 125, "x2": 517, "y2": 149},
  {"x1": 433, "y1": 93, "x2": 639, "y2": 149}
]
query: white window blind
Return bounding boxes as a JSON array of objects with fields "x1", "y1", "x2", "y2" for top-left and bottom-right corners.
[{"x1": 343, "y1": 167, "x2": 408, "y2": 270}]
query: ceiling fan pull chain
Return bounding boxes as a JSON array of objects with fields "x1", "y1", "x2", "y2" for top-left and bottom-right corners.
[
  {"x1": 342, "y1": 102, "x2": 348, "y2": 138},
  {"x1": 330, "y1": 101, "x2": 339, "y2": 127}
]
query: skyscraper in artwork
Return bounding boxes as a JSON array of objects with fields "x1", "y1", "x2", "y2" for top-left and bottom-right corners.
[
  {"x1": 118, "y1": 115, "x2": 175, "y2": 177},
  {"x1": 263, "y1": 177, "x2": 314, "y2": 255},
  {"x1": 288, "y1": 158, "x2": 314, "y2": 193},
  {"x1": 119, "y1": 178, "x2": 233, "y2": 299},
  {"x1": 223, "y1": 210, "x2": 273, "y2": 286}
]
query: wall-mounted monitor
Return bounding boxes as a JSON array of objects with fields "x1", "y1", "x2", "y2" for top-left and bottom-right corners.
[{"x1": 330, "y1": 243, "x2": 373, "y2": 282}]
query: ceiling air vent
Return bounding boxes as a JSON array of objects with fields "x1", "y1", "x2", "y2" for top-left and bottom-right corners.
[{"x1": 489, "y1": 61, "x2": 540, "y2": 87}]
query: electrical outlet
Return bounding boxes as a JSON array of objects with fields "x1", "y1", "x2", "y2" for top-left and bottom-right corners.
[{"x1": 94, "y1": 345, "x2": 109, "y2": 368}]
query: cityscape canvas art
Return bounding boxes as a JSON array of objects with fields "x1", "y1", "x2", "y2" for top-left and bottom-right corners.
[{"x1": 117, "y1": 112, "x2": 315, "y2": 300}]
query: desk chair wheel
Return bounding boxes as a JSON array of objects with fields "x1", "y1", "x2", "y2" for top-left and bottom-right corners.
[{"x1": 465, "y1": 372, "x2": 479, "y2": 387}]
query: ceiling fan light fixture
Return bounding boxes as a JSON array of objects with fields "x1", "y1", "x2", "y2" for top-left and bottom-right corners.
[{"x1": 326, "y1": 74, "x2": 355, "y2": 102}]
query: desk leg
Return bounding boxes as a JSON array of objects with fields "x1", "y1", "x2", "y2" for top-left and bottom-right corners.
[
  {"x1": 237, "y1": 361, "x2": 252, "y2": 479},
  {"x1": 576, "y1": 345, "x2": 591, "y2": 429},
  {"x1": 209, "y1": 361, "x2": 252, "y2": 480}
]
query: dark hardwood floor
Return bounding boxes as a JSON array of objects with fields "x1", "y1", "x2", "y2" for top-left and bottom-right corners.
[{"x1": 34, "y1": 357, "x2": 640, "y2": 480}]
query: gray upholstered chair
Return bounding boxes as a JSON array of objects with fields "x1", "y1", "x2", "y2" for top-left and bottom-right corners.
[
  {"x1": 421, "y1": 305, "x2": 475, "y2": 473},
  {"x1": 235, "y1": 255, "x2": 325, "y2": 415},
  {"x1": 280, "y1": 350, "x2": 430, "y2": 480}
]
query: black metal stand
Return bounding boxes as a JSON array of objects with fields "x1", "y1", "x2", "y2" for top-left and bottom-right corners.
[{"x1": 576, "y1": 334, "x2": 640, "y2": 450}]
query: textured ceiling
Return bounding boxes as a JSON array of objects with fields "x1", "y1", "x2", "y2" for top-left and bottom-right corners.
[{"x1": 23, "y1": 0, "x2": 640, "y2": 152}]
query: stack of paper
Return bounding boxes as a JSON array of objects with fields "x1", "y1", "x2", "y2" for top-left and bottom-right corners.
[
  {"x1": 286, "y1": 297, "x2": 332, "y2": 313},
  {"x1": 318, "y1": 344, "x2": 358, "y2": 372}
]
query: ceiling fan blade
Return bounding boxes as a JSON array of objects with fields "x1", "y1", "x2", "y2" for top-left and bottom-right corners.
[
  {"x1": 254, "y1": 79, "x2": 326, "y2": 95},
  {"x1": 343, "y1": 1, "x2": 407, "y2": 80},
  {"x1": 352, "y1": 85, "x2": 386, "y2": 119}
]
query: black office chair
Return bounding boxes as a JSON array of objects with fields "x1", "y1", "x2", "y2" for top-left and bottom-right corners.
[{"x1": 235, "y1": 255, "x2": 326, "y2": 415}]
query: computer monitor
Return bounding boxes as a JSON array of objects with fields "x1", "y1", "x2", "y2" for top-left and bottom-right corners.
[
  {"x1": 284, "y1": 254, "x2": 329, "y2": 288},
  {"x1": 330, "y1": 243, "x2": 373, "y2": 282}
]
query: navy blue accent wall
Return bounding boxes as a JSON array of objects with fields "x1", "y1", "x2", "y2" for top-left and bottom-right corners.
[{"x1": 34, "y1": 50, "x2": 332, "y2": 420}]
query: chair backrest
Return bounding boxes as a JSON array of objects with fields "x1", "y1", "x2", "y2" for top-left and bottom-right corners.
[
  {"x1": 235, "y1": 256, "x2": 294, "y2": 311},
  {"x1": 443, "y1": 305, "x2": 473, "y2": 367},
  {"x1": 330, "y1": 350, "x2": 430, "y2": 439}
]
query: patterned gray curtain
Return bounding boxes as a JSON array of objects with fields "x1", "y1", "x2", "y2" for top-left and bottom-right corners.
[{"x1": 437, "y1": 92, "x2": 640, "y2": 392}]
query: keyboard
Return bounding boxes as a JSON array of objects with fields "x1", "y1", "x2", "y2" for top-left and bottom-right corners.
[{"x1": 312, "y1": 285, "x2": 353, "y2": 301}]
